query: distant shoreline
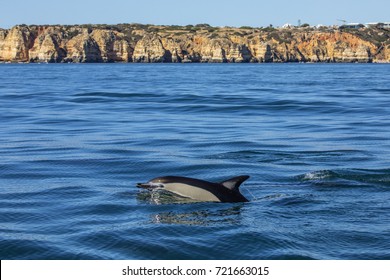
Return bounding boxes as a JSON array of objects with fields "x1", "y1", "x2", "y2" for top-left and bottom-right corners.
[{"x1": 1, "y1": 24, "x2": 389, "y2": 63}]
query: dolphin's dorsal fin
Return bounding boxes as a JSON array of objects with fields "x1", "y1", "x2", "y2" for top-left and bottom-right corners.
[{"x1": 220, "y1": 175, "x2": 250, "y2": 191}]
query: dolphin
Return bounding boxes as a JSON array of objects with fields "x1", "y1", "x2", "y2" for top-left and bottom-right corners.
[{"x1": 137, "y1": 175, "x2": 250, "y2": 203}]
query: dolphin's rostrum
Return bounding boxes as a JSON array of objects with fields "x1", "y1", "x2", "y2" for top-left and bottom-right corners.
[{"x1": 137, "y1": 175, "x2": 250, "y2": 203}]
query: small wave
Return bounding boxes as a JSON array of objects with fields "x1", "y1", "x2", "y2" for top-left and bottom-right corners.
[
  {"x1": 297, "y1": 169, "x2": 390, "y2": 187},
  {"x1": 137, "y1": 190, "x2": 196, "y2": 205},
  {"x1": 269, "y1": 194, "x2": 319, "y2": 207},
  {"x1": 69, "y1": 91, "x2": 163, "y2": 104},
  {"x1": 299, "y1": 170, "x2": 338, "y2": 181}
]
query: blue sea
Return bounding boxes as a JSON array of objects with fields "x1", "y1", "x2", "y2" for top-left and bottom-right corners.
[{"x1": 0, "y1": 64, "x2": 389, "y2": 260}]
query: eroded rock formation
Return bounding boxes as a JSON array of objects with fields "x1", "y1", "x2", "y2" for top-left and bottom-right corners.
[{"x1": 0, "y1": 24, "x2": 389, "y2": 63}]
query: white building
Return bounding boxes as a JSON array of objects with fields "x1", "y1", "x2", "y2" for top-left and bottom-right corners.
[
  {"x1": 365, "y1": 22, "x2": 390, "y2": 28},
  {"x1": 340, "y1": 23, "x2": 365, "y2": 29}
]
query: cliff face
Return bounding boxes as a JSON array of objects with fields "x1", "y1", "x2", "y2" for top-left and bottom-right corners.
[
  {"x1": 0, "y1": 24, "x2": 389, "y2": 63},
  {"x1": 0, "y1": 26, "x2": 35, "y2": 62}
]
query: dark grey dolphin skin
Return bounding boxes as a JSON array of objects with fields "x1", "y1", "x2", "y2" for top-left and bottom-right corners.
[{"x1": 137, "y1": 175, "x2": 250, "y2": 203}]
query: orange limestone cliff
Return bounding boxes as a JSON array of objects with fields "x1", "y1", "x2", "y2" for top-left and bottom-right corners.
[{"x1": 0, "y1": 24, "x2": 389, "y2": 63}]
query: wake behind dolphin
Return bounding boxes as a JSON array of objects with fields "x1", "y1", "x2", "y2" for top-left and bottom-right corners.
[{"x1": 137, "y1": 175, "x2": 250, "y2": 203}]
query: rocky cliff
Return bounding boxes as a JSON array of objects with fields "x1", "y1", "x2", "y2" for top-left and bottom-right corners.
[{"x1": 0, "y1": 24, "x2": 389, "y2": 63}]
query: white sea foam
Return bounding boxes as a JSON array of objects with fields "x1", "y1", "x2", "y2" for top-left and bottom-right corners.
[{"x1": 302, "y1": 170, "x2": 335, "y2": 180}]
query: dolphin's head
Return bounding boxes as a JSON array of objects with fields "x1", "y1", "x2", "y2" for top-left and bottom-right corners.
[{"x1": 137, "y1": 177, "x2": 168, "y2": 190}]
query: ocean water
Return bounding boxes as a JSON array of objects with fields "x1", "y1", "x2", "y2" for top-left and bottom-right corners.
[{"x1": 0, "y1": 63, "x2": 389, "y2": 260}]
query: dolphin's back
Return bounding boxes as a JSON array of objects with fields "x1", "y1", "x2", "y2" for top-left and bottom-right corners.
[{"x1": 151, "y1": 176, "x2": 215, "y2": 188}]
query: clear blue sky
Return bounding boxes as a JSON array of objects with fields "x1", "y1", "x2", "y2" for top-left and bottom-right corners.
[{"x1": 1, "y1": 0, "x2": 389, "y2": 28}]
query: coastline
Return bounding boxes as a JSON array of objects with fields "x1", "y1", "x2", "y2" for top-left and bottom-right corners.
[{"x1": 0, "y1": 24, "x2": 389, "y2": 63}]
